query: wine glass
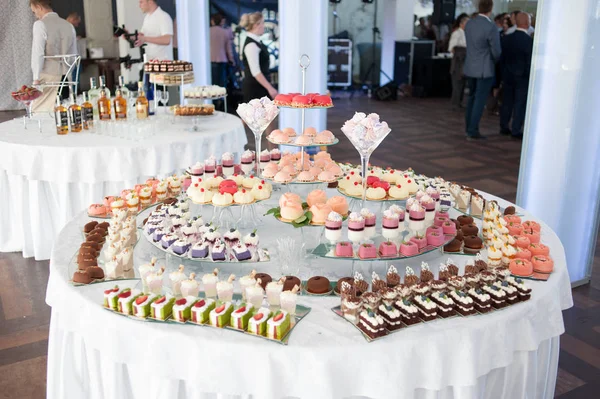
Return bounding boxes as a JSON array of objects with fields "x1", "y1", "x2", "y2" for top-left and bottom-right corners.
[
  {"x1": 161, "y1": 90, "x2": 169, "y2": 107},
  {"x1": 341, "y1": 113, "x2": 391, "y2": 208},
  {"x1": 236, "y1": 98, "x2": 280, "y2": 178}
]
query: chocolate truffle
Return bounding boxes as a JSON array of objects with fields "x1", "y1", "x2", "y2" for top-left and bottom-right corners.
[
  {"x1": 306, "y1": 276, "x2": 331, "y2": 294},
  {"x1": 97, "y1": 222, "x2": 110, "y2": 230},
  {"x1": 86, "y1": 233, "x2": 104, "y2": 244},
  {"x1": 84, "y1": 221, "x2": 98, "y2": 234},
  {"x1": 444, "y1": 238, "x2": 462, "y2": 253},
  {"x1": 80, "y1": 241, "x2": 101, "y2": 251},
  {"x1": 72, "y1": 269, "x2": 92, "y2": 284},
  {"x1": 463, "y1": 235, "x2": 483, "y2": 254},
  {"x1": 255, "y1": 273, "x2": 272, "y2": 290},
  {"x1": 163, "y1": 197, "x2": 177, "y2": 205},
  {"x1": 504, "y1": 206, "x2": 516, "y2": 215},
  {"x1": 87, "y1": 266, "x2": 105, "y2": 279},
  {"x1": 461, "y1": 223, "x2": 479, "y2": 236},
  {"x1": 457, "y1": 215, "x2": 474, "y2": 226},
  {"x1": 282, "y1": 275, "x2": 301, "y2": 292}
]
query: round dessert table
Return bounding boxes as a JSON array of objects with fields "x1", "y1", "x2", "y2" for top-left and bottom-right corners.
[
  {"x1": 0, "y1": 112, "x2": 247, "y2": 260},
  {"x1": 45, "y1": 190, "x2": 573, "y2": 399}
]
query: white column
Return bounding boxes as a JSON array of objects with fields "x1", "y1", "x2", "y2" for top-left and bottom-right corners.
[
  {"x1": 175, "y1": 0, "x2": 210, "y2": 88},
  {"x1": 381, "y1": 0, "x2": 416, "y2": 85},
  {"x1": 116, "y1": 0, "x2": 145, "y2": 84},
  {"x1": 278, "y1": 0, "x2": 328, "y2": 133},
  {"x1": 516, "y1": 0, "x2": 600, "y2": 284}
]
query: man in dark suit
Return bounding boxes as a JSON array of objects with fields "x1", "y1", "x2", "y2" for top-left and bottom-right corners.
[
  {"x1": 463, "y1": 0, "x2": 501, "y2": 140},
  {"x1": 499, "y1": 13, "x2": 533, "y2": 139}
]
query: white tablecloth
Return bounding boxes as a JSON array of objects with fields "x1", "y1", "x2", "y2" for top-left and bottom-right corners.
[
  {"x1": 45, "y1": 192, "x2": 573, "y2": 399},
  {"x1": 0, "y1": 112, "x2": 247, "y2": 260}
]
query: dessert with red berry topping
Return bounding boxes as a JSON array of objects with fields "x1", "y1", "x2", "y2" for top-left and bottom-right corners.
[
  {"x1": 248, "y1": 307, "x2": 272, "y2": 336},
  {"x1": 190, "y1": 298, "x2": 216, "y2": 324},
  {"x1": 173, "y1": 296, "x2": 199, "y2": 322},
  {"x1": 230, "y1": 302, "x2": 255, "y2": 330},
  {"x1": 267, "y1": 310, "x2": 291, "y2": 340},
  {"x1": 132, "y1": 294, "x2": 158, "y2": 318},
  {"x1": 103, "y1": 286, "x2": 123, "y2": 310},
  {"x1": 150, "y1": 295, "x2": 176, "y2": 320},
  {"x1": 209, "y1": 301, "x2": 233, "y2": 327}
]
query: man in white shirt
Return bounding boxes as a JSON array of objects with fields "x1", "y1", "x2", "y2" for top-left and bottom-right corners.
[
  {"x1": 136, "y1": 0, "x2": 173, "y2": 61},
  {"x1": 30, "y1": 0, "x2": 77, "y2": 112}
]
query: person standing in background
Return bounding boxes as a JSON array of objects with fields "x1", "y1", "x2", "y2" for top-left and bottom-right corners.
[
  {"x1": 30, "y1": 0, "x2": 77, "y2": 112},
  {"x1": 449, "y1": 14, "x2": 469, "y2": 110},
  {"x1": 210, "y1": 13, "x2": 234, "y2": 88},
  {"x1": 499, "y1": 13, "x2": 533, "y2": 139},
  {"x1": 463, "y1": 0, "x2": 501, "y2": 140},
  {"x1": 136, "y1": 0, "x2": 173, "y2": 61},
  {"x1": 239, "y1": 12, "x2": 277, "y2": 101}
]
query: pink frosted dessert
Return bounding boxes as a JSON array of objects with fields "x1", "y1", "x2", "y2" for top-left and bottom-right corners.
[
  {"x1": 515, "y1": 248, "x2": 532, "y2": 260},
  {"x1": 399, "y1": 241, "x2": 419, "y2": 256},
  {"x1": 426, "y1": 186, "x2": 440, "y2": 201},
  {"x1": 189, "y1": 162, "x2": 205, "y2": 176},
  {"x1": 427, "y1": 231, "x2": 445, "y2": 246},
  {"x1": 420, "y1": 194, "x2": 436, "y2": 212},
  {"x1": 379, "y1": 241, "x2": 398, "y2": 257},
  {"x1": 270, "y1": 148, "x2": 281, "y2": 161},
  {"x1": 507, "y1": 222, "x2": 523, "y2": 236},
  {"x1": 433, "y1": 217, "x2": 447, "y2": 227},
  {"x1": 325, "y1": 211, "x2": 344, "y2": 243},
  {"x1": 382, "y1": 209, "x2": 400, "y2": 240},
  {"x1": 204, "y1": 156, "x2": 217, "y2": 173},
  {"x1": 221, "y1": 152, "x2": 234, "y2": 167},
  {"x1": 515, "y1": 235, "x2": 531, "y2": 249},
  {"x1": 361, "y1": 208, "x2": 377, "y2": 239},
  {"x1": 408, "y1": 202, "x2": 426, "y2": 232},
  {"x1": 241, "y1": 150, "x2": 253, "y2": 165},
  {"x1": 435, "y1": 211, "x2": 450, "y2": 220},
  {"x1": 347, "y1": 212, "x2": 365, "y2": 243},
  {"x1": 426, "y1": 226, "x2": 443, "y2": 236},
  {"x1": 358, "y1": 243, "x2": 378, "y2": 259},
  {"x1": 335, "y1": 241, "x2": 354, "y2": 257},
  {"x1": 259, "y1": 150, "x2": 271, "y2": 163},
  {"x1": 441, "y1": 220, "x2": 457, "y2": 235},
  {"x1": 410, "y1": 235, "x2": 427, "y2": 250}
]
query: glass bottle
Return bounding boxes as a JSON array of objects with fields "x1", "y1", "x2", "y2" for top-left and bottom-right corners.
[
  {"x1": 68, "y1": 92, "x2": 83, "y2": 132},
  {"x1": 98, "y1": 90, "x2": 112, "y2": 121},
  {"x1": 135, "y1": 81, "x2": 149, "y2": 119},
  {"x1": 113, "y1": 88, "x2": 127, "y2": 120},
  {"x1": 54, "y1": 96, "x2": 68, "y2": 135},
  {"x1": 99, "y1": 75, "x2": 111, "y2": 99},
  {"x1": 118, "y1": 75, "x2": 130, "y2": 98},
  {"x1": 88, "y1": 77, "x2": 100, "y2": 117},
  {"x1": 81, "y1": 91, "x2": 94, "y2": 129}
]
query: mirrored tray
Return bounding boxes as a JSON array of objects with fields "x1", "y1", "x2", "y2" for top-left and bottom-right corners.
[
  {"x1": 337, "y1": 187, "x2": 411, "y2": 202},
  {"x1": 311, "y1": 233, "x2": 456, "y2": 262},
  {"x1": 266, "y1": 137, "x2": 339, "y2": 147},
  {"x1": 141, "y1": 229, "x2": 271, "y2": 264},
  {"x1": 102, "y1": 287, "x2": 311, "y2": 345}
]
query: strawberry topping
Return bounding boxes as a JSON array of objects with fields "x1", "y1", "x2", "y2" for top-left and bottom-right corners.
[
  {"x1": 273, "y1": 312, "x2": 284, "y2": 322},
  {"x1": 253, "y1": 312, "x2": 264, "y2": 320},
  {"x1": 155, "y1": 296, "x2": 166, "y2": 304},
  {"x1": 215, "y1": 304, "x2": 225, "y2": 313},
  {"x1": 235, "y1": 306, "x2": 246, "y2": 313},
  {"x1": 175, "y1": 298, "x2": 187, "y2": 306},
  {"x1": 135, "y1": 295, "x2": 148, "y2": 305},
  {"x1": 194, "y1": 299, "x2": 206, "y2": 308}
]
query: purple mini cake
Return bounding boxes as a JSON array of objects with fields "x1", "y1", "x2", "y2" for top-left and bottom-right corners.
[{"x1": 190, "y1": 242, "x2": 209, "y2": 258}]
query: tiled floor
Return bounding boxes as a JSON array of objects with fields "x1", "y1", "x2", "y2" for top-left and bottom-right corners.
[{"x1": 0, "y1": 95, "x2": 598, "y2": 398}]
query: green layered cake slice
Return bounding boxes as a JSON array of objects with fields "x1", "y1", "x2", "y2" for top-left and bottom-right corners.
[
  {"x1": 172, "y1": 296, "x2": 198, "y2": 322},
  {"x1": 247, "y1": 307, "x2": 271, "y2": 336},
  {"x1": 230, "y1": 302, "x2": 255, "y2": 330},
  {"x1": 103, "y1": 286, "x2": 125, "y2": 310},
  {"x1": 132, "y1": 294, "x2": 158, "y2": 318},
  {"x1": 117, "y1": 289, "x2": 142, "y2": 315},
  {"x1": 190, "y1": 298, "x2": 215, "y2": 324},
  {"x1": 209, "y1": 301, "x2": 233, "y2": 327},
  {"x1": 266, "y1": 310, "x2": 291, "y2": 340},
  {"x1": 150, "y1": 295, "x2": 176, "y2": 320}
]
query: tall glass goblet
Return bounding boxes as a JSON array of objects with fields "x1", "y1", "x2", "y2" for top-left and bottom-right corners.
[
  {"x1": 236, "y1": 98, "x2": 280, "y2": 178},
  {"x1": 341, "y1": 113, "x2": 391, "y2": 208}
]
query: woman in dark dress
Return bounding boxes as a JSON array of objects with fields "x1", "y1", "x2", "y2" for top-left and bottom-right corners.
[{"x1": 239, "y1": 12, "x2": 278, "y2": 102}]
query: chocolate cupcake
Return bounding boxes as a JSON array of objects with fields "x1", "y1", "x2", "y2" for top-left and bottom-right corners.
[
  {"x1": 386, "y1": 265, "x2": 401, "y2": 288},
  {"x1": 255, "y1": 273, "x2": 272, "y2": 289},
  {"x1": 372, "y1": 278, "x2": 387, "y2": 293},
  {"x1": 361, "y1": 291, "x2": 381, "y2": 310},
  {"x1": 283, "y1": 275, "x2": 301, "y2": 292},
  {"x1": 461, "y1": 224, "x2": 479, "y2": 236},
  {"x1": 420, "y1": 263, "x2": 434, "y2": 283},
  {"x1": 336, "y1": 278, "x2": 355, "y2": 297},
  {"x1": 447, "y1": 261, "x2": 459, "y2": 276},
  {"x1": 464, "y1": 235, "x2": 483, "y2": 254},
  {"x1": 353, "y1": 275, "x2": 368, "y2": 297},
  {"x1": 457, "y1": 215, "x2": 474, "y2": 226},
  {"x1": 464, "y1": 263, "x2": 478, "y2": 275},
  {"x1": 504, "y1": 206, "x2": 516, "y2": 215},
  {"x1": 438, "y1": 265, "x2": 451, "y2": 281},
  {"x1": 444, "y1": 238, "x2": 462, "y2": 253},
  {"x1": 306, "y1": 276, "x2": 331, "y2": 294},
  {"x1": 475, "y1": 255, "x2": 488, "y2": 272},
  {"x1": 404, "y1": 266, "x2": 419, "y2": 287},
  {"x1": 455, "y1": 230, "x2": 464, "y2": 242},
  {"x1": 84, "y1": 221, "x2": 98, "y2": 234}
]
